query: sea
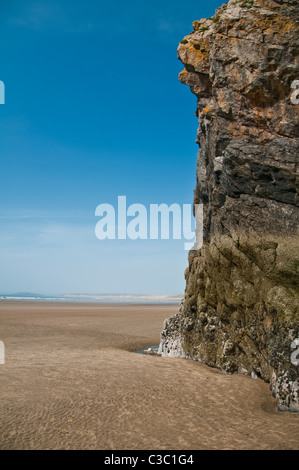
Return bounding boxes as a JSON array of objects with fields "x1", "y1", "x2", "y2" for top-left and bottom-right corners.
[{"x1": 0, "y1": 293, "x2": 182, "y2": 304}]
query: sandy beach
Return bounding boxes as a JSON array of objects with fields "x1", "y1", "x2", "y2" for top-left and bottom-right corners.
[{"x1": 0, "y1": 301, "x2": 298, "y2": 450}]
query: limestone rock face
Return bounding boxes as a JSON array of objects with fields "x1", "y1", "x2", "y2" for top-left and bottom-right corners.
[{"x1": 159, "y1": 0, "x2": 299, "y2": 411}]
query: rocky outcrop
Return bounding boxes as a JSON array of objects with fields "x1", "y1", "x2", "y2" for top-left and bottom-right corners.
[{"x1": 159, "y1": 0, "x2": 299, "y2": 411}]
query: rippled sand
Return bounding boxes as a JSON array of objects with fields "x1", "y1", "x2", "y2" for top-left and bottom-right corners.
[{"x1": 0, "y1": 301, "x2": 298, "y2": 450}]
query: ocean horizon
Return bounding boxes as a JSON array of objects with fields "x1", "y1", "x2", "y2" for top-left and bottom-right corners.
[{"x1": 0, "y1": 293, "x2": 183, "y2": 304}]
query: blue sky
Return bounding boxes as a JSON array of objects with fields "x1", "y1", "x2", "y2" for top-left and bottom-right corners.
[{"x1": 0, "y1": 0, "x2": 224, "y2": 295}]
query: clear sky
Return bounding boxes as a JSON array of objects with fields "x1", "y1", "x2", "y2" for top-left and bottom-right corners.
[{"x1": 0, "y1": 0, "x2": 224, "y2": 295}]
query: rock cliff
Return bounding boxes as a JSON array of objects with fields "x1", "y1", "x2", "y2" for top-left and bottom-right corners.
[{"x1": 159, "y1": 0, "x2": 299, "y2": 411}]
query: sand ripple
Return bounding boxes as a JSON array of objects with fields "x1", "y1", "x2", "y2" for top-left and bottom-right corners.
[{"x1": 0, "y1": 302, "x2": 298, "y2": 450}]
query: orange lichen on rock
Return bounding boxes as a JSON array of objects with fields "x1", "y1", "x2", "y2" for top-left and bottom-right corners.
[
  {"x1": 178, "y1": 40, "x2": 210, "y2": 73},
  {"x1": 201, "y1": 106, "x2": 214, "y2": 117}
]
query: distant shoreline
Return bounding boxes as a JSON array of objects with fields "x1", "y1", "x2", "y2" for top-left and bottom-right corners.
[{"x1": 0, "y1": 298, "x2": 181, "y2": 305}]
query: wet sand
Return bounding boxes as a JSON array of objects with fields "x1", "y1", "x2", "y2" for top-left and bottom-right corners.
[{"x1": 0, "y1": 301, "x2": 298, "y2": 450}]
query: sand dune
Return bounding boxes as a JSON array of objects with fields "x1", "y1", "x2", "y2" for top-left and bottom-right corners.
[{"x1": 0, "y1": 301, "x2": 298, "y2": 450}]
